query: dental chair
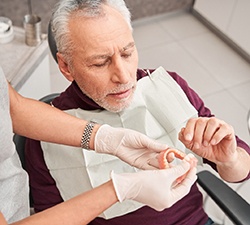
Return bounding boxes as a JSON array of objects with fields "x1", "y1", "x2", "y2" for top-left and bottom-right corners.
[
  {"x1": 197, "y1": 165, "x2": 250, "y2": 225},
  {"x1": 14, "y1": 21, "x2": 249, "y2": 225}
]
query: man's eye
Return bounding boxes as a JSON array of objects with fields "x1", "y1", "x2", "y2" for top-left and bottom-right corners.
[
  {"x1": 93, "y1": 62, "x2": 107, "y2": 67},
  {"x1": 92, "y1": 58, "x2": 111, "y2": 68},
  {"x1": 94, "y1": 63, "x2": 105, "y2": 67}
]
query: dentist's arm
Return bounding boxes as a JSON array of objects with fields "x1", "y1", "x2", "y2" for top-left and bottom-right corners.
[
  {"x1": 3, "y1": 162, "x2": 196, "y2": 225},
  {"x1": 9, "y1": 83, "x2": 167, "y2": 169},
  {"x1": 9, "y1": 83, "x2": 94, "y2": 147}
]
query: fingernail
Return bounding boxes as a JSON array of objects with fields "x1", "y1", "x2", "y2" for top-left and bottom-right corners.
[
  {"x1": 194, "y1": 142, "x2": 199, "y2": 149},
  {"x1": 185, "y1": 134, "x2": 192, "y2": 141},
  {"x1": 210, "y1": 139, "x2": 216, "y2": 145},
  {"x1": 203, "y1": 141, "x2": 208, "y2": 147}
]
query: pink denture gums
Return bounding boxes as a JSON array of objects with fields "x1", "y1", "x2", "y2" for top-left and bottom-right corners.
[{"x1": 158, "y1": 148, "x2": 197, "y2": 183}]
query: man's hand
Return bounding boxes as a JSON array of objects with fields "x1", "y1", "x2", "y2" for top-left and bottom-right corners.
[
  {"x1": 178, "y1": 117, "x2": 250, "y2": 182},
  {"x1": 94, "y1": 124, "x2": 168, "y2": 169},
  {"x1": 178, "y1": 117, "x2": 238, "y2": 165}
]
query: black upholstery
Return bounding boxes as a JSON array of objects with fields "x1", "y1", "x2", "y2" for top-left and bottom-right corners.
[
  {"x1": 13, "y1": 133, "x2": 27, "y2": 169},
  {"x1": 39, "y1": 93, "x2": 60, "y2": 104},
  {"x1": 197, "y1": 171, "x2": 250, "y2": 225},
  {"x1": 47, "y1": 21, "x2": 58, "y2": 63},
  {"x1": 13, "y1": 93, "x2": 60, "y2": 207}
]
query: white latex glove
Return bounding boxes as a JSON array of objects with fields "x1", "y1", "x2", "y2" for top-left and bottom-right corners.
[
  {"x1": 111, "y1": 161, "x2": 197, "y2": 211},
  {"x1": 94, "y1": 124, "x2": 168, "y2": 169}
]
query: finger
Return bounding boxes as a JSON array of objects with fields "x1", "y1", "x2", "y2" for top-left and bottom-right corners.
[
  {"x1": 171, "y1": 167, "x2": 197, "y2": 198},
  {"x1": 202, "y1": 118, "x2": 221, "y2": 145},
  {"x1": 141, "y1": 164, "x2": 158, "y2": 170},
  {"x1": 178, "y1": 128, "x2": 185, "y2": 143},
  {"x1": 166, "y1": 152, "x2": 175, "y2": 162},
  {"x1": 209, "y1": 123, "x2": 234, "y2": 145},
  {"x1": 182, "y1": 118, "x2": 197, "y2": 142},
  {"x1": 147, "y1": 153, "x2": 173, "y2": 170},
  {"x1": 136, "y1": 132, "x2": 168, "y2": 152},
  {"x1": 148, "y1": 141, "x2": 168, "y2": 153},
  {"x1": 170, "y1": 160, "x2": 191, "y2": 178},
  {"x1": 181, "y1": 167, "x2": 197, "y2": 186},
  {"x1": 192, "y1": 118, "x2": 208, "y2": 149},
  {"x1": 134, "y1": 153, "x2": 162, "y2": 170},
  {"x1": 144, "y1": 157, "x2": 159, "y2": 170},
  {"x1": 178, "y1": 128, "x2": 193, "y2": 149},
  {"x1": 184, "y1": 153, "x2": 198, "y2": 168}
]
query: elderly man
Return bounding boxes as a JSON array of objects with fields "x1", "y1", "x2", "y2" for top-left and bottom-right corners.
[{"x1": 26, "y1": 0, "x2": 250, "y2": 225}]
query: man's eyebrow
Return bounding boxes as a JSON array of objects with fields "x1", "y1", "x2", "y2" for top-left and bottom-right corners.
[
  {"x1": 121, "y1": 42, "x2": 135, "y2": 52},
  {"x1": 86, "y1": 54, "x2": 110, "y2": 62}
]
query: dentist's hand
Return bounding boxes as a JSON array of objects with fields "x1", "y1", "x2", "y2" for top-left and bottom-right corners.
[
  {"x1": 111, "y1": 161, "x2": 197, "y2": 211},
  {"x1": 94, "y1": 124, "x2": 168, "y2": 169}
]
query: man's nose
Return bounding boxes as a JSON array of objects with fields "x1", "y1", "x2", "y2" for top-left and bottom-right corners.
[{"x1": 110, "y1": 57, "x2": 130, "y2": 84}]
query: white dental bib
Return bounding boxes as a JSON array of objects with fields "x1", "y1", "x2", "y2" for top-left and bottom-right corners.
[{"x1": 41, "y1": 67, "x2": 201, "y2": 219}]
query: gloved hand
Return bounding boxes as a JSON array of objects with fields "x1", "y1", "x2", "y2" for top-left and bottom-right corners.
[
  {"x1": 111, "y1": 161, "x2": 197, "y2": 211},
  {"x1": 94, "y1": 124, "x2": 168, "y2": 169}
]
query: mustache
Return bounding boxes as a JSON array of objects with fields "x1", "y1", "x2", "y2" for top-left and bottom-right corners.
[{"x1": 108, "y1": 82, "x2": 135, "y2": 94}]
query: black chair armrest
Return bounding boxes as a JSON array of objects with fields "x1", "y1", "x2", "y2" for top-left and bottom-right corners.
[{"x1": 197, "y1": 170, "x2": 250, "y2": 225}]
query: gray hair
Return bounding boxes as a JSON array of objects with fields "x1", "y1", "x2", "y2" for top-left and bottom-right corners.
[{"x1": 51, "y1": 0, "x2": 132, "y2": 63}]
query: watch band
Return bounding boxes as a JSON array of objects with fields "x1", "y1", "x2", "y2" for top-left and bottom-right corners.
[{"x1": 81, "y1": 122, "x2": 95, "y2": 149}]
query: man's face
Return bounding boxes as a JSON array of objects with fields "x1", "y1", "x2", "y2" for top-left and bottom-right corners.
[{"x1": 60, "y1": 6, "x2": 138, "y2": 112}]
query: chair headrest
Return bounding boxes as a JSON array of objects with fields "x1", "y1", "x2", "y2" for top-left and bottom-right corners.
[{"x1": 48, "y1": 21, "x2": 58, "y2": 63}]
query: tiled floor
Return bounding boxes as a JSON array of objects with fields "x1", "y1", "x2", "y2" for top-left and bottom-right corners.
[{"x1": 50, "y1": 9, "x2": 250, "y2": 144}]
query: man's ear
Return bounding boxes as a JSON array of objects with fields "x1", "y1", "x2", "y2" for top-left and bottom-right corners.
[{"x1": 57, "y1": 52, "x2": 74, "y2": 82}]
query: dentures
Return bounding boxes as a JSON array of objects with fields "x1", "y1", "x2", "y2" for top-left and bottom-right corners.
[{"x1": 158, "y1": 148, "x2": 197, "y2": 183}]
